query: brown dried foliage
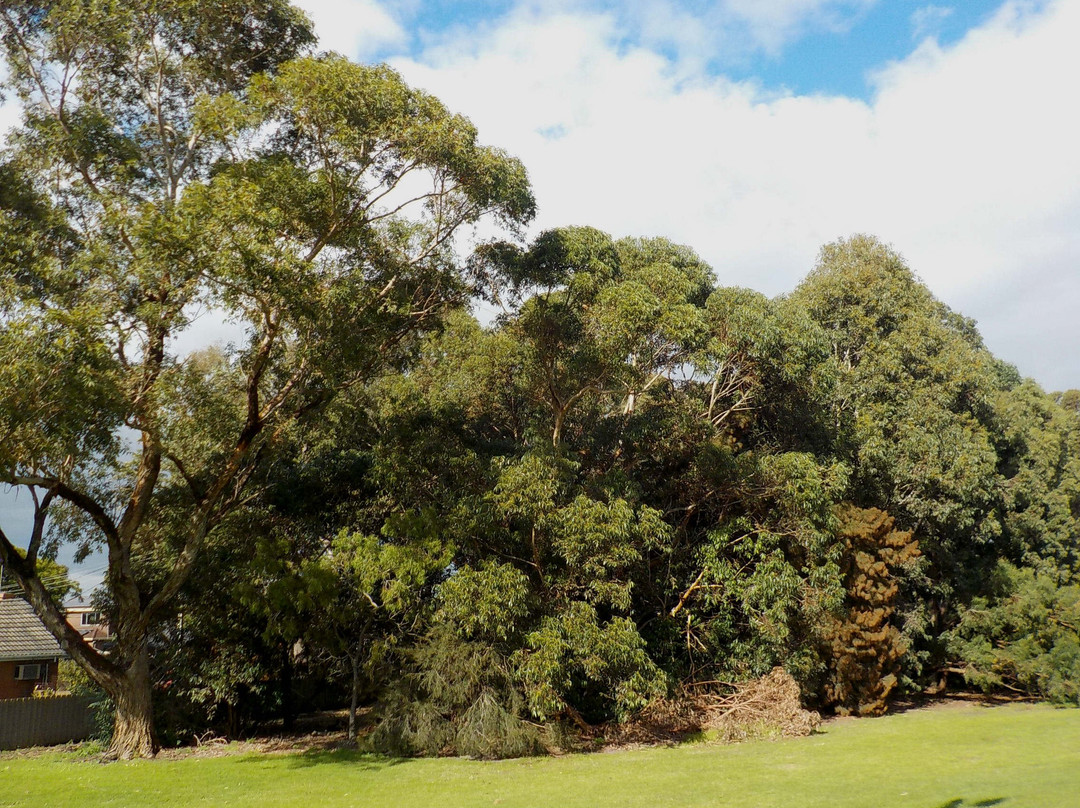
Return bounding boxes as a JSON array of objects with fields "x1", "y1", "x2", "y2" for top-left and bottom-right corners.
[
  {"x1": 702, "y1": 667, "x2": 821, "y2": 742},
  {"x1": 822, "y1": 505, "x2": 920, "y2": 716},
  {"x1": 606, "y1": 668, "x2": 820, "y2": 746}
]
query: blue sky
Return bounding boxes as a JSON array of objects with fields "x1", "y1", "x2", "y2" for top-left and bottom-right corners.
[
  {"x1": 726, "y1": 1, "x2": 1007, "y2": 96},
  {"x1": 340, "y1": 1, "x2": 1015, "y2": 98},
  {"x1": 2, "y1": 0, "x2": 1078, "y2": 586}
]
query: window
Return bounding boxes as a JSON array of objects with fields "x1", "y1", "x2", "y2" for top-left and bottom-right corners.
[
  {"x1": 81, "y1": 612, "x2": 102, "y2": 626},
  {"x1": 14, "y1": 664, "x2": 43, "y2": 681}
]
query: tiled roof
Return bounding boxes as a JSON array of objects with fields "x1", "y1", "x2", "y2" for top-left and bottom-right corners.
[{"x1": 0, "y1": 598, "x2": 64, "y2": 662}]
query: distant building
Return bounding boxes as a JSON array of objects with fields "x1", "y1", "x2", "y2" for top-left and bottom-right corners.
[
  {"x1": 0, "y1": 595, "x2": 63, "y2": 700},
  {"x1": 64, "y1": 601, "x2": 113, "y2": 653}
]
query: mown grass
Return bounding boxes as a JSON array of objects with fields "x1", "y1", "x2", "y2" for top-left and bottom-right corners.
[{"x1": 2, "y1": 703, "x2": 1078, "y2": 808}]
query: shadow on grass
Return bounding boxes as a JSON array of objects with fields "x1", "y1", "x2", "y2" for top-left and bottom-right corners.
[
  {"x1": 236, "y1": 747, "x2": 412, "y2": 770},
  {"x1": 934, "y1": 799, "x2": 1006, "y2": 808}
]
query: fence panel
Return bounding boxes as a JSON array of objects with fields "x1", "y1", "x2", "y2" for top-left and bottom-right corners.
[{"x1": 0, "y1": 695, "x2": 94, "y2": 750}]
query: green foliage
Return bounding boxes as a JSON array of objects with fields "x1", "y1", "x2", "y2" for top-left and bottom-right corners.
[
  {"x1": 373, "y1": 627, "x2": 542, "y2": 759},
  {"x1": 789, "y1": 235, "x2": 1012, "y2": 682},
  {"x1": 686, "y1": 452, "x2": 847, "y2": 685},
  {"x1": 550, "y1": 496, "x2": 669, "y2": 610},
  {"x1": 0, "y1": 0, "x2": 534, "y2": 757},
  {"x1": 5, "y1": 16, "x2": 1077, "y2": 746},
  {"x1": 992, "y1": 381, "x2": 1080, "y2": 582},
  {"x1": 515, "y1": 602, "x2": 667, "y2": 724},
  {"x1": 437, "y1": 561, "x2": 532, "y2": 642},
  {"x1": 5, "y1": 548, "x2": 81, "y2": 603},
  {"x1": 950, "y1": 563, "x2": 1080, "y2": 704}
]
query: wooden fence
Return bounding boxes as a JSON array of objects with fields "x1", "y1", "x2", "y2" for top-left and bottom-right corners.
[{"x1": 0, "y1": 695, "x2": 94, "y2": 750}]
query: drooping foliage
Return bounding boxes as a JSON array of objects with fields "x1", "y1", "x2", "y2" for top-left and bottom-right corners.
[{"x1": 950, "y1": 563, "x2": 1080, "y2": 705}]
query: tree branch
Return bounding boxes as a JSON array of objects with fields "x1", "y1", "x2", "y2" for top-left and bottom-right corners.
[{"x1": 0, "y1": 524, "x2": 122, "y2": 689}]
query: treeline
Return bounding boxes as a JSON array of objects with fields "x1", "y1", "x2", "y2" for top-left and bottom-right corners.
[
  {"x1": 152, "y1": 231, "x2": 1080, "y2": 753},
  {"x1": 1, "y1": 0, "x2": 1077, "y2": 760}
]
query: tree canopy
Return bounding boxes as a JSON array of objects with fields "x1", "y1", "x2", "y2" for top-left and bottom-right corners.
[
  {"x1": 0, "y1": 0, "x2": 532, "y2": 758},
  {"x1": 0, "y1": 1, "x2": 1077, "y2": 762}
]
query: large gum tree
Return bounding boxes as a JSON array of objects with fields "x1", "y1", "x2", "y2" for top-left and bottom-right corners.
[{"x1": 0, "y1": 0, "x2": 533, "y2": 758}]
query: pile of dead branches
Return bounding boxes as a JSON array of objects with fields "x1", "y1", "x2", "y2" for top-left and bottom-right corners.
[
  {"x1": 603, "y1": 697, "x2": 704, "y2": 746},
  {"x1": 702, "y1": 667, "x2": 821, "y2": 742},
  {"x1": 605, "y1": 667, "x2": 820, "y2": 747}
]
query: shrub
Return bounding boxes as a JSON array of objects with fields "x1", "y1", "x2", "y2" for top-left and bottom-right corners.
[
  {"x1": 949, "y1": 562, "x2": 1080, "y2": 704},
  {"x1": 821, "y1": 506, "x2": 920, "y2": 715},
  {"x1": 372, "y1": 627, "x2": 542, "y2": 759}
]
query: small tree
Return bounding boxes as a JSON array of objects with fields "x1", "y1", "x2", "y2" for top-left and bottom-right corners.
[
  {"x1": 822, "y1": 505, "x2": 920, "y2": 715},
  {"x1": 312, "y1": 520, "x2": 450, "y2": 744}
]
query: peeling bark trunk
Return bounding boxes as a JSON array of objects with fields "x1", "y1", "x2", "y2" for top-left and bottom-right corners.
[{"x1": 106, "y1": 650, "x2": 157, "y2": 760}]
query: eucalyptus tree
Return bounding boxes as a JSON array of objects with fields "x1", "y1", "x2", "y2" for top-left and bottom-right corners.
[
  {"x1": 991, "y1": 381, "x2": 1080, "y2": 583},
  {"x1": 476, "y1": 227, "x2": 712, "y2": 446},
  {"x1": 789, "y1": 235, "x2": 1007, "y2": 681},
  {"x1": 0, "y1": 0, "x2": 532, "y2": 757}
]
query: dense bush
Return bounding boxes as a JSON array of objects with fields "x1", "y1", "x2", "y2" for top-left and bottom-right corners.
[
  {"x1": 949, "y1": 563, "x2": 1080, "y2": 704},
  {"x1": 372, "y1": 628, "x2": 543, "y2": 759}
]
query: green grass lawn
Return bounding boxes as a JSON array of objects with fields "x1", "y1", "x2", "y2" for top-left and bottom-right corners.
[{"x1": 3, "y1": 703, "x2": 1078, "y2": 808}]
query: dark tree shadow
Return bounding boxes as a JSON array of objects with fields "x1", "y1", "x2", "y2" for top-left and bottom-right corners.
[
  {"x1": 935, "y1": 799, "x2": 1007, "y2": 808},
  {"x1": 236, "y1": 747, "x2": 409, "y2": 769}
]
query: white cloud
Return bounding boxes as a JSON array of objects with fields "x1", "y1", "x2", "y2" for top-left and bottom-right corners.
[
  {"x1": 605, "y1": 0, "x2": 878, "y2": 60},
  {"x1": 1, "y1": 0, "x2": 1076, "y2": 390},
  {"x1": 296, "y1": 0, "x2": 407, "y2": 60},
  {"x1": 720, "y1": 0, "x2": 876, "y2": 53},
  {"x1": 399, "y1": 1, "x2": 878, "y2": 69},
  {"x1": 911, "y1": 5, "x2": 954, "y2": 41},
  {"x1": 388, "y1": 0, "x2": 1080, "y2": 389}
]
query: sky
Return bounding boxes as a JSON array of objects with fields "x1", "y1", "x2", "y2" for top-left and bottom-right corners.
[
  {"x1": 2, "y1": 0, "x2": 1079, "y2": 589},
  {"x1": 296, "y1": 0, "x2": 1079, "y2": 391}
]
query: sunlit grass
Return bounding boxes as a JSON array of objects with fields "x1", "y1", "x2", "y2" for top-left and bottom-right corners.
[{"x1": 3, "y1": 703, "x2": 1078, "y2": 808}]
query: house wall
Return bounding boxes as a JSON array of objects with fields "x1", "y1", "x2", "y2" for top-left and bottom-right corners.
[
  {"x1": 64, "y1": 609, "x2": 113, "y2": 650},
  {"x1": 0, "y1": 660, "x2": 59, "y2": 700}
]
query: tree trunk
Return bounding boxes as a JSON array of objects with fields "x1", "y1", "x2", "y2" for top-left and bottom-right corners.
[
  {"x1": 106, "y1": 650, "x2": 157, "y2": 760},
  {"x1": 347, "y1": 622, "x2": 370, "y2": 744},
  {"x1": 348, "y1": 651, "x2": 360, "y2": 743},
  {"x1": 281, "y1": 645, "x2": 296, "y2": 731}
]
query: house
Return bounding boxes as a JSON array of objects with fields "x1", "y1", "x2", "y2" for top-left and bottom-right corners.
[
  {"x1": 64, "y1": 601, "x2": 113, "y2": 653},
  {"x1": 0, "y1": 595, "x2": 63, "y2": 700}
]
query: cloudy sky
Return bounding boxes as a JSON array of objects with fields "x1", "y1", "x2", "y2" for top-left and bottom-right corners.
[
  {"x1": 2, "y1": 0, "x2": 1078, "y2": 586},
  {"x1": 293, "y1": 0, "x2": 1078, "y2": 391}
]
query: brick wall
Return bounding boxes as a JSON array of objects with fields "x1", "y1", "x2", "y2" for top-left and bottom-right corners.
[{"x1": 0, "y1": 660, "x2": 58, "y2": 701}]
